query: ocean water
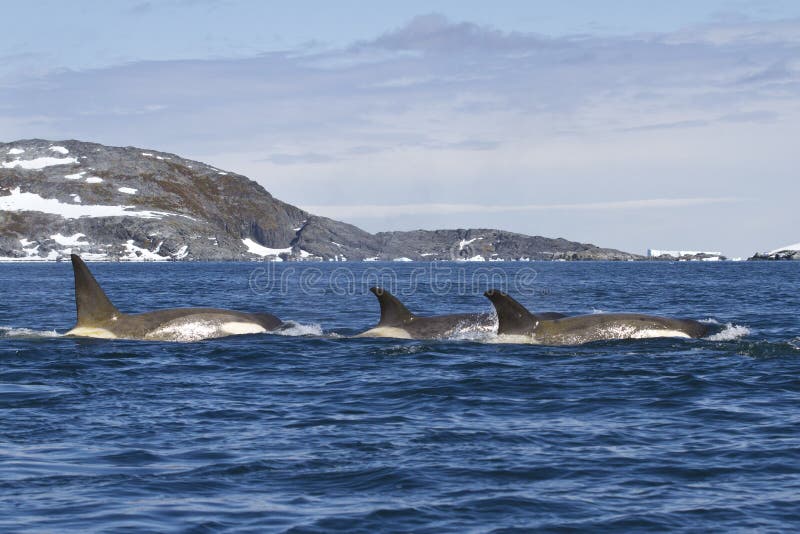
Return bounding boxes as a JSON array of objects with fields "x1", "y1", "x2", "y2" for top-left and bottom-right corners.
[{"x1": 1, "y1": 261, "x2": 799, "y2": 532}]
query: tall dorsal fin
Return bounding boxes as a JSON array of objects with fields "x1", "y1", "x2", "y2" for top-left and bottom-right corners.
[
  {"x1": 370, "y1": 287, "x2": 414, "y2": 326},
  {"x1": 484, "y1": 290, "x2": 538, "y2": 335},
  {"x1": 71, "y1": 254, "x2": 120, "y2": 326}
]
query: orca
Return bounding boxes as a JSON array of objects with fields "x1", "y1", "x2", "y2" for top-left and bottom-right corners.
[
  {"x1": 484, "y1": 289, "x2": 708, "y2": 345},
  {"x1": 65, "y1": 254, "x2": 282, "y2": 342},
  {"x1": 358, "y1": 287, "x2": 565, "y2": 340}
]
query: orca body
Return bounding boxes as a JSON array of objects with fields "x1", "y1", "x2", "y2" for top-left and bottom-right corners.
[
  {"x1": 65, "y1": 254, "x2": 282, "y2": 342},
  {"x1": 358, "y1": 287, "x2": 565, "y2": 340},
  {"x1": 484, "y1": 290, "x2": 708, "y2": 345}
]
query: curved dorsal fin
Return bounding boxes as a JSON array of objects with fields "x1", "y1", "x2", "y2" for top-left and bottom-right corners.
[
  {"x1": 484, "y1": 289, "x2": 537, "y2": 335},
  {"x1": 71, "y1": 254, "x2": 120, "y2": 326},
  {"x1": 370, "y1": 287, "x2": 414, "y2": 326}
]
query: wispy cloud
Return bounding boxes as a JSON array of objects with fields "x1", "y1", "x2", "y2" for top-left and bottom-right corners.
[
  {"x1": 2, "y1": 13, "x2": 797, "y2": 156},
  {"x1": 1, "y1": 13, "x2": 797, "y2": 255},
  {"x1": 264, "y1": 152, "x2": 337, "y2": 165},
  {"x1": 303, "y1": 197, "x2": 744, "y2": 219}
]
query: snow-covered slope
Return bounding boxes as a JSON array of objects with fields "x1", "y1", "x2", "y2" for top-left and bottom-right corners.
[
  {"x1": 769, "y1": 242, "x2": 800, "y2": 254},
  {"x1": 1, "y1": 139, "x2": 640, "y2": 262}
]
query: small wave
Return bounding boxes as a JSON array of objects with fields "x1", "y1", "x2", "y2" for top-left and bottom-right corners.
[
  {"x1": 447, "y1": 330, "x2": 495, "y2": 342},
  {"x1": 700, "y1": 318, "x2": 721, "y2": 325},
  {"x1": 790, "y1": 337, "x2": 800, "y2": 350},
  {"x1": 276, "y1": 321, "x2": 324, "y2": 336},
  {"x1": 0, "y1": 326, "x2": 61, "y2": 339},
  {"x1": 371, "y1": 344, "x2": 428, "y2": 356},
  {"x1": 705, "y1": 323, "x2": 751, "y2": 341},
  {"x1": 0, "y1": 383, "x2": 72, "y2": 395},
  {"x1": 446, "y1": 321, "x2": 497, "y2": 342}
]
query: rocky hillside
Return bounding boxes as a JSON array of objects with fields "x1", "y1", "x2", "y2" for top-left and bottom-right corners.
[
  {"x1": 1, "y1": 139, "x2": 640, "y2": 261},
  {"x1": 375, "y1": 229, "x2": 637, "y2": 261}
]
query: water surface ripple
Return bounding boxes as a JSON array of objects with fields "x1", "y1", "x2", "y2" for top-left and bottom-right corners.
[{"x1": 1, "y1": 261, "x2": 799, "y2": 532}]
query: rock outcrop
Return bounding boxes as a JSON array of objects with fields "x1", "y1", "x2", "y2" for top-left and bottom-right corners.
[{"x1": 1, "y1": 139, "x2": 641, "y2": 262}]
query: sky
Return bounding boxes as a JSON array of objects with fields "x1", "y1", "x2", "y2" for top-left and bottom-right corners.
[{"x1": 1, "y1": 0, "x2": 799, "y2": 257}]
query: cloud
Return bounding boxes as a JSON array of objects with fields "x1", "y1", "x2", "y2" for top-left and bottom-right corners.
[
  {"x1": 365, "y1": 13, "x2": 550, "y2": 54},
  {"x1": 1, "y1": 13, "x2": 798, "y2": 256},
  {"x1": 2, "y1": 13, "x2": 797, "y2": 155},
  {"x1": 264, "y1": 152, "x2": 337, "y2": 165},
  {"x1": 302, "y1": 197, "x2": 744, "y2": 219}
]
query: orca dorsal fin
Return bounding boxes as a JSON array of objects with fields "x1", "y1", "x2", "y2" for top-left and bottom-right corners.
[
  {"x1": 484, "y1": 290, "x2": 538, "y2": 335},
  {"x1": 370, "y1": 287, "x2": 414, "y2": 326},
  {"x1": 71, "y1": 254, "x2": 120, "y2": 326}
]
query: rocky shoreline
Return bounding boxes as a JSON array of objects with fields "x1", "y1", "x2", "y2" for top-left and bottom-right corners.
[{"x1": 1, "y1": 138, "x2": 639, "y2": 262}]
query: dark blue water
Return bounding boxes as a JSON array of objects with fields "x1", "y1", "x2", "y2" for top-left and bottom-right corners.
[{"x1": 1, "y1": 261, "x2": 799, "y2": 532}]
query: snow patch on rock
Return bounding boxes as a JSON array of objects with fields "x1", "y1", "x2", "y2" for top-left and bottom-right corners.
[
  {"x1": 0, "y1": 187, "x2": 171, "y2": 219},
  {"x1": 122, "y1": 240, "x2": 169, "y2": 261},
  {"x1": 51, "y1": 233, "x2": 89, "y2": 246},
  {"x1": 242, "y1": 238, "x2": 290, "y2": 259},
  {"x1": 174, "y1": 245, "x2": 189, "y2": 259},
  {"x1": 769, "y1": 242, "x2": 800, "y2": 254},
  {"x1": 2, "y1": 156, "x2": 78, "y2": 170}
]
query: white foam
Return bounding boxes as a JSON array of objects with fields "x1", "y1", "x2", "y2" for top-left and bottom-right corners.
[
  {"x1": 393, "y1": 257, "x2": 412, "y2": 262},
  {"x1": 242, "y1": 238, "x2": 291, "y2": 259},
  {"x1": 0, "y1": 186, "x2": 172, "y2": 219},
  {"x1": 65, "y1": 171, "x2": 85, "y2": 180},
  {"x1": 118, "y1": 187, "x2": 137, "y2": 195},
  {"x1": 51, "y1": 233, "x2": 88, "y2": 246},
  {"x1": 446, "y1": 320, "x2": 497, "y2": 341},
  {"x1": 71, "y1": 194, "x2": 81, "y2": 203},
  {"x1": 142, "y1": 153, "x2": 153, "y2": 157},
  {"x1": 276, "y1": 321, "x2": 324, "y2": 336},
  {"x1": 49, "y1": 146, "x2": 69, "y2": 155},
  {"x1": 1, "y1": 155, "x2": 78, "y2": 170},
  {"x1": 145, "y1": 318, "x2": 268, "y2": 342},
  {"x1": 85, "y1": 176, "x2": 103, "y2": 184},
  {"x1": 705, "y1": 323, "x2": 751, "y2": 341},
  {"x1": 7, "y1": 148, "x2": 24, "y2": 155},
  {"x1": 0, "y1": 326, "x2": 61, "y2": 338}
]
